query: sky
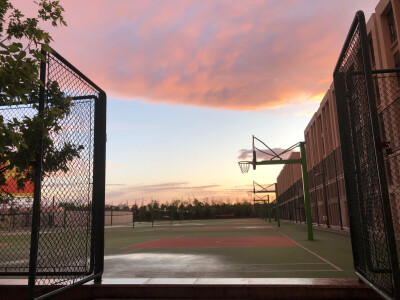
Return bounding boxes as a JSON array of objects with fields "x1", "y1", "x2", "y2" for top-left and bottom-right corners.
[{"x1": 17, "y1": 0, "x2": 378, "y2": 205}]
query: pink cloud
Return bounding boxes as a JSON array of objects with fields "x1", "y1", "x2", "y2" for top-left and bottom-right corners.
[{"x1": 14, "y1": 0, "x2": 377, "y2": 110}]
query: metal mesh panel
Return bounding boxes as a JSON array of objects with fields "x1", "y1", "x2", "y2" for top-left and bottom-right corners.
[
  {"x1": 376, "y1": 71, "x2": 400, "y2": 271},
  {"x1": 35, "y1": 98, "x2": 95, "y2": 282},
  {"x1": 278, "y1": 147, "x2": 345, "y2": 228},
  {"x1": 0, "y1": 105, "x2": 36, "y2": 274},
  {"x1": 105, "y1": 210, "x2": 134, "y2": 227},
  {"x1": 333, "y1": 11, "x2": 399, "y2": 299},
  {"x1": 30, "y1": 50, "x2": 104, "y2": 294},
  {"x1": 0, "y1": 48, "x2": 106, "y2": 300}
]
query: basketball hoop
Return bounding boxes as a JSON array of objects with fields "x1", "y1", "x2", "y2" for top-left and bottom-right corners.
[{"x1": 238, "y1": 161, "x2": 252, "y2": 173}]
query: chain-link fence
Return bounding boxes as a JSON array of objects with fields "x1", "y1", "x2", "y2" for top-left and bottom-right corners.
[
  {"x1": 333, "y1": 11, "x2": 400, "y2": 300},
  {"x1": 0, "y1": 47, "x2": 106, "y2": 300},
  {"x1": 277, "y1": 146, "x2": 348, "y2": 230},
  {"x1": 105, "y1": 210, "x2": 134, "y2": 227},
  {"x1": 278, "y1": 179, "x2": 306, "y2": 224},
  {"x1": 375, "y1": 69, "x2": 400, "y2": 268},
  {"x1": 0, "y1": 103, "x2": 36, "y2": 274}
]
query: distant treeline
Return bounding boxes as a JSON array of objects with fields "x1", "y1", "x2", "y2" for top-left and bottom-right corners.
[{"x1": 104, "y1": 199, "x2": 273, "y2": 221}]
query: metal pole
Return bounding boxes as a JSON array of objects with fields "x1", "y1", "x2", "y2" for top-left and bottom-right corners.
[
  {"x1": 275, "y1": 183, "x2": 280, "y2": 227},
  {"x1": 312, "y1": 168, "x2": 320, "y2": 226},
  {"x1": 333, "y1": 149, "x2": 343, "y2": 230},
  {"x1": 63, "y1": 207, "x2": 66, "y2": 229},
  {"x1": 293, "y1": 189, "x2": 297, "y2": 223},
  {"x1": 268, "y1": 196, "x2": 271, "y2": 223},
  {"x1": 110, "y1": 207, "x2": 113, "y2": 227},
  {"x1": 264, "y1": 202, "x2": 266, "y2": 221},
  {"x1": 93, "y1": 91, "x2": 107, "y2": 284},
  {"x1": 299, "y1": 142, "x2": 313, "y2": 241},
  {"x1": 321, "y1": 157, "x2": 330, "y2": 228},
  {"x1": 10, "y1": 201, "x2": 14, "y2": 228},
  {"x1": 28, "y1": 49, "x2": 46, "y2": 300},
  {"x1": 132, "y1": 210, "x2": 134, "y2": 229}
]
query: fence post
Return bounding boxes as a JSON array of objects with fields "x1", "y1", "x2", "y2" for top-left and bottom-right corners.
[
  {"x1": 299, "y1": 142, "x2": 313, "y2": 241},
  {"x1": 312, "y1": 168, "x2": 320, "y2": 226},
  {"x1": 333, "y1": 149, "x2": 343, "y2": 230},
  {"x1": 93, "y1": 90, "x2": 107, "y2": 284},
  {"x1": 275, "y1": 183, "x2": 280, "y2": 227},
  {"x1": 321, "y1": 157, "x2": 330, "y2": 228},
  {"x1": 28, "y1": 49, "x2": 46, "y2": 300},
  {"x1": 268, "y1": 198, "x2": 271, "y2": 223},
  {"x1": 110, "y1": 207, "x2": 113, "y2": 227},
  {"x1": 63, "y1": 207, "x2": 66, "y2": 229},
  {"x1": 10, "y1": 202, "x2": 14, "y2": 228}
]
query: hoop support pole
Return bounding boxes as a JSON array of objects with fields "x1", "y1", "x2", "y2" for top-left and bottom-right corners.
[
  {"x1": 252, "y1": 135, "x2": 256, "y2": 170},
  {"x1": 256, "y1": 159, "x2": 302, "y2": 165},
  {"x1": 299, "y1": 142, "x2": 313, "y2": 241}
]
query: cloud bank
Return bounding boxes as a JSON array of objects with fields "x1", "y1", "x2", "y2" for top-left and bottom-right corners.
[{"x1": 29, "y1": 0, "x2": 376, "y2": 110}]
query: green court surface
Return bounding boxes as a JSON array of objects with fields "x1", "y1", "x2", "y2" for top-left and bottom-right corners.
[{"x1": 104, "y1": 218, "x2": 355, "y2": 278}]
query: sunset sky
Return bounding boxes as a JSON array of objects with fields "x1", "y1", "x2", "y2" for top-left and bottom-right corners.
[{"x1": 18, "y1": 0, "x2": 377, "y2": 205}]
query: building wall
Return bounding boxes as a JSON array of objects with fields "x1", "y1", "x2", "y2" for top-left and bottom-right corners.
[
  {"x1": 277, "y1": 152, "x2": 301, "y2": 195},
  {"x1": 276, "y1": 0, "x2": 400, "y2": 231}
]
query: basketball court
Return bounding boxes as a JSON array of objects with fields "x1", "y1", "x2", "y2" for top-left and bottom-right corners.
[{"x1": 103, "y1": 218, "x2": 354, "y2": 278}]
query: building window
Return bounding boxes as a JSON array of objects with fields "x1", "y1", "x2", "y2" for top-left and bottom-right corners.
[
  {"x1": 387, "y1": 7, "x2": 397, "y2": 44},
  {"x1": 369, "y1": 37, "x2": 376, "y2": 68}
]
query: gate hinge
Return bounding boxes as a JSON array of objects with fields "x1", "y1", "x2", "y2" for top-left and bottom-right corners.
[{"x1": 376, "y1": 140, "x2": 393, "y2": 155}]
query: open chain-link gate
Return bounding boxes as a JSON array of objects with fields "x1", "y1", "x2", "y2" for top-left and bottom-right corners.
[
  {"x1": 0, "y1": 48, "x2": 106, "y2": 299},
  {"x1": 333, "y1": 11, "x2": 400, "y2": 300}
]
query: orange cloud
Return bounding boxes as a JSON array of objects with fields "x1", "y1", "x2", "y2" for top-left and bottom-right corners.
[{"x1": 29, "y1": 0, "x2": 377, "y2": 110}]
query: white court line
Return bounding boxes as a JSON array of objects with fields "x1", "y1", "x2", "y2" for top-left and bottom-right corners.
[
  {"x1": 196, "y1": 270, "x2": 341, "y2": 273},
  {"x1": 279, "y1": 232, "x2": 342, "y2": 271},
  {"x1": 207, "y1": 263, "x2": 327, "y2": 266}
]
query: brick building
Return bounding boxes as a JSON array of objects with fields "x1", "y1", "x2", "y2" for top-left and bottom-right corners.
[{"x1": 276, "y1": 0, "x2": 400, "y2": 231}]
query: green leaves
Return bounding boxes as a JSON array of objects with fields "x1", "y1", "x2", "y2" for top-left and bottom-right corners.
[
  {"x1": 37, "y1": 0, "x2": 67, "y2": 27},
  {"x1": 7, "y1": 42, "x2": 22, "y2": 52},
  {"x1": 0, "y1": 0, "x2": 83, "y2": 202},
  {"x1": 0, "y1": 0, "x2": 66, "y2": 106}
]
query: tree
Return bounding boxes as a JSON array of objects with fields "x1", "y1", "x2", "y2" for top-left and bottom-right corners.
[{"x1": 0, "y1": 0, "x2": 83, "y2": 202}]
